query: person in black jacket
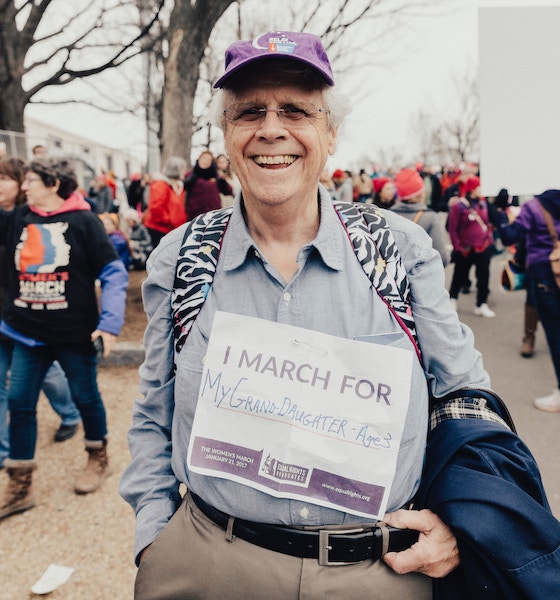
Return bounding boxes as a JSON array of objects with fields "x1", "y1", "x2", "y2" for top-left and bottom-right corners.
[
  {"x1": 184, "y1": 151, "x2": 232, "y2": 220},
  {"x1": 0, "y1": 157, "x2": 128, "y2": 521}
]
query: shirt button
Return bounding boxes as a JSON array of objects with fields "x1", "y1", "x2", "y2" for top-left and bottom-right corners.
[
  {"x1": 300, "y1": 507, "x2": 310, "y2": 519},
  {"x1": 283, "y1": 292, "x2": 291, "y2": 303}
]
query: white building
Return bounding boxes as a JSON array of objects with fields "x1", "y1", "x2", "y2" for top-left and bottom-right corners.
[{"x1": 1, "y1": 116, "x2": 145, "y2": 190}]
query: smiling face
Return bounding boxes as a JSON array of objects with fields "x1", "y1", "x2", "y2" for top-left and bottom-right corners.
[
  {"x1": 197, "y1": 151, "x2": 214, "y2": 170},
  {"x1": 223, "y1": 83, "x2": 337, "y2": 212}
]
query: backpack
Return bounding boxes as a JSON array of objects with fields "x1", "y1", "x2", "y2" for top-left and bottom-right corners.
[{"x1": 171, "y1": 202, "x2": 421, "y2": 362}]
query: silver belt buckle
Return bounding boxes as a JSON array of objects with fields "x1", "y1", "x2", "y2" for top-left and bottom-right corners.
[{"x1": 318, "y1": 527, "x2": 366, "y2": 566}]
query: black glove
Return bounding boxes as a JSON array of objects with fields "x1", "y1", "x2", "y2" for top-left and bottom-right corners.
[{"x1": 493, "y1": 189, "x2": 509, "y2": 210}]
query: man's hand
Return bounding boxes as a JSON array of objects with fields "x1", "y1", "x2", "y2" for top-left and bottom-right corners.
[
  {"x1": 382, "y1": 508, "x2": 459, "y2": 578},
  {"x1": 91, "y1": 330, "x2": 117, "y2": 358}
]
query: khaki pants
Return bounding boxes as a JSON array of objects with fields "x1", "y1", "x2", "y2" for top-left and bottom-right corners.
[{"x1": 135, "y1": 494, "x2": 432, "y2": 600}]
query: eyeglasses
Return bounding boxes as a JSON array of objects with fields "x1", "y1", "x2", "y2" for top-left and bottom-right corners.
[
  {"x1": 23, "y1": 176, "x2": 42, "y2": 185},
  {"x1": 222, "y1": 102, "x2": 329, "y2": 127}
]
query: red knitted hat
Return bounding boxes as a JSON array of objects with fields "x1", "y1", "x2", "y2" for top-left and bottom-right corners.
[
  {"x1": 332, "y1": 169, "x2": 345, "y2": 179},
  {"x1": 464, "y1": 176, "x2": 481, "y2": 195},
  {"x1": 394, "y1": 169, "x2": 424, "y2": 200},
  {"x1": 373, "y1": 176, "x2": 392, "y2": 194}
]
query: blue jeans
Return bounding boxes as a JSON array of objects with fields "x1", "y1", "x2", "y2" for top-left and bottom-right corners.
[
  {"x1": 0, "y1": 342, "x2": 10, "y2": 465},
  {"x1": 43, "y1": 361, "x2": 82, "y2": 427},
  {"x1": 8, "y1": 342, "x2": 107, "y2": 460},
  {"x1": 0, "y1": 341, "x2": 81, "y2": 464},
  {"x1": 532, "y1": 277, "x2": 560, "y2": 388}
]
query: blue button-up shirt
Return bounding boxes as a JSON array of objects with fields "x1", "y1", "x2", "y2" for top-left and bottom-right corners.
[{"x1": 120, "y1": 187, "x2": 490, "y2": 562}]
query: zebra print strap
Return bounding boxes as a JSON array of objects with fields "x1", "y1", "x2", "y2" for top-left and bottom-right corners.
[
  {"x1": 334, "y1": 202, "x2": 421, "y2": 359},
  {"x1": 171, "y1": 202, "x2": 420, "y2": 360},
  {"x1": 172, "y1": 207, "x2": 233, "y2": 354}
]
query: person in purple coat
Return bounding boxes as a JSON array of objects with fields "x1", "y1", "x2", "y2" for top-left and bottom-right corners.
[{"x1": 496, "y1": 189, "x2": 560, "y2": 411}]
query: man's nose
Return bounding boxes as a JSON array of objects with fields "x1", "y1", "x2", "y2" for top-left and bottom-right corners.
[{"x1": 256, "y1": 109, "x2": 288, "y2": 137}]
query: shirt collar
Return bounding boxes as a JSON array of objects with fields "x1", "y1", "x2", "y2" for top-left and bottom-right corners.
[{"x1": 219, "y1": 186, "x2": 346, "y2": 272}]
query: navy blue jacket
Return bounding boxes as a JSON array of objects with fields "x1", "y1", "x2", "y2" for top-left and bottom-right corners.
[{"x1": 417, "y1": 401, "x2": 560, "y2": 599}]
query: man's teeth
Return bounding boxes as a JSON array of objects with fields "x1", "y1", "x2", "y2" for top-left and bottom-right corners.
[{"x1": 253, "y1": 155, "x2": 296, "y2": 165}]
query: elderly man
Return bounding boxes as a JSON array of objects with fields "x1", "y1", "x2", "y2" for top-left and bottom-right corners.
[{"x1": 120, "y1": 32, "x2": 558, "y2": 599}]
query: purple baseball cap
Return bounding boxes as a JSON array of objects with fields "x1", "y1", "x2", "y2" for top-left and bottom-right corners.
[{"x1": 213, "y1": 31, "x2": 335, "y2": 88}]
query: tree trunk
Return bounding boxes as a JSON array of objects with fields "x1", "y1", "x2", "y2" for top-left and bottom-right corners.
[
  {"x1": 0, "y1": 1, "x2": 30, "y2": 134},
  {"x1": 0, "y1": 0, "x2": 165, "y2": 160},
  {"x1": 0, "y1": 81, "x2": 27, "y2": 157},
  {"x1": 160, "y1": 0, "x2": 233, "y2": 167},
  {"x1": 0, "y1": 80, "x2": 27, "y2": 133}
]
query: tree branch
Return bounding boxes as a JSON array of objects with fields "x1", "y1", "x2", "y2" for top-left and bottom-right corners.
[{"x1": 24, "y1": 0, "x2": 166, "y2": 100}]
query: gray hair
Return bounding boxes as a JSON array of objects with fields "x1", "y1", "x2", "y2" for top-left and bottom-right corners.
[
  {"x1": 163, "y1": 156, "x2": 187, "y2": 180},
  {"x1": 209, "y1": 86, "x2": 350, "y2": 133},
  {"x1": 29, "y1": 157, "x2": 78, "y2": 200}
]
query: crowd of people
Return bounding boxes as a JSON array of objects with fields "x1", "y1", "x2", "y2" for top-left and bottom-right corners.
[
  {"x1": 77, "y1": 149, "x2": 241, "y2": 269},
  {"x1": 0, "y1": 29, "x2": 559, "y2": 599},
  {"x1": 323, "y1": 163, "x2": 560, "y2": 412},
  {"x1": 0, "y1": 145, "x2": 242, "y2": 521}
]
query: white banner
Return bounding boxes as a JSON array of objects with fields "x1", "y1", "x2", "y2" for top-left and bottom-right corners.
[{"x1": 187, "y1": 311, "x2": 413, "y2": 518}]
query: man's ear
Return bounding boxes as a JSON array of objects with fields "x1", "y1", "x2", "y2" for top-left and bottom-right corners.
[{"x1": 328, "y1": 127, "x2": 338, "y2": 155}]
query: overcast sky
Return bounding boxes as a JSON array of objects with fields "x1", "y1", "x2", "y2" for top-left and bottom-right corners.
[
  {"x1": 26, "y1": 0, "x2": 560, "y2": 173},
  {"x1": 331, "y1": 0, "x2": 560, "y2": 171}
]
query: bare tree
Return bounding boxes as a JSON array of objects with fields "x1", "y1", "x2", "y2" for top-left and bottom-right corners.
[
  {"x1": 410, "y1": 109, "x2": 438, "y2": 166},
  {"x1": 1, "y1": 0, "x2": 444, "y2": 167},
  {"x1": 409, "y1": 108, "x2": 448, "y2": 167},
  {"x1": 441, "y1": 69, "x2": 479, "y2": 164},
  {"x1": 0, "y1": 0, "x2": 165, "y2": 153},
  {"x1": 377, "y1": 146, "x2": 406, "y2": 173},
  {"x1": 159, "y1": 0, "x2": 232, "y2": 163},
  {"x1": 407, "y1": 65, "x2": 480, "y2": 167},
  {"x1": 159, "y1": 0, "x2": 444, "y2": 165}
]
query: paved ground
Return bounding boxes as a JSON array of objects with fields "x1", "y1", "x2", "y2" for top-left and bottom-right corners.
[{"x1": 449, "y1": 256, "x2": 560, "y2": 517}]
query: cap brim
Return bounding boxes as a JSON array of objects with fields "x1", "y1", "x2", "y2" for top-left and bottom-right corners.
[{"x1": 214, "y1": 54, "x2": 334, "y2": 88}]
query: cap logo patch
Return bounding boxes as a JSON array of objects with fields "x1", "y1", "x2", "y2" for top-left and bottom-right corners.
[{"x1": 253, "y1": 33, "x2": 297, "y2": 54}]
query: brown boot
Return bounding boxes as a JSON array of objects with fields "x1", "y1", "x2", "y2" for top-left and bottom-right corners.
[
  {"x1": 0, "y1": 459, "x2": 37, "y2": 520},
  {"x1": 74, "y1": 439, "x2": 113, "y2": 495},
  {"x1": 520, "y1": 304, "x2": 538, "y2": 358}
]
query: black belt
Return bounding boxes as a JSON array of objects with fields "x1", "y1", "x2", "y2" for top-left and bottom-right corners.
[{"x1": 191, "y1": 493, "x2": 419, "y2": 566}]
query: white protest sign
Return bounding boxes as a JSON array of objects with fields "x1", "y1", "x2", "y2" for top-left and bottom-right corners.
[{"x1": 188, "y1": 311, "x2": 413, "y2": 518}]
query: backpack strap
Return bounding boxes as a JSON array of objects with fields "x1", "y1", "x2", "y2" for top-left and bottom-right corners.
[
  {"x1": 412, "y1": 210, "x2": 424, "y2": 224},
  {"x1": 171, "y1": 202, "x2": 421, "y2": 363},
  {"x1": 537, "y1": 200, "x2": 560, "y2": 245},
  {"x1": 171, "y1": 207, "x2": 233, "y2": 355},
  {"x1": 333, "y1": 202, "x2": 421, "y2": 362}
]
